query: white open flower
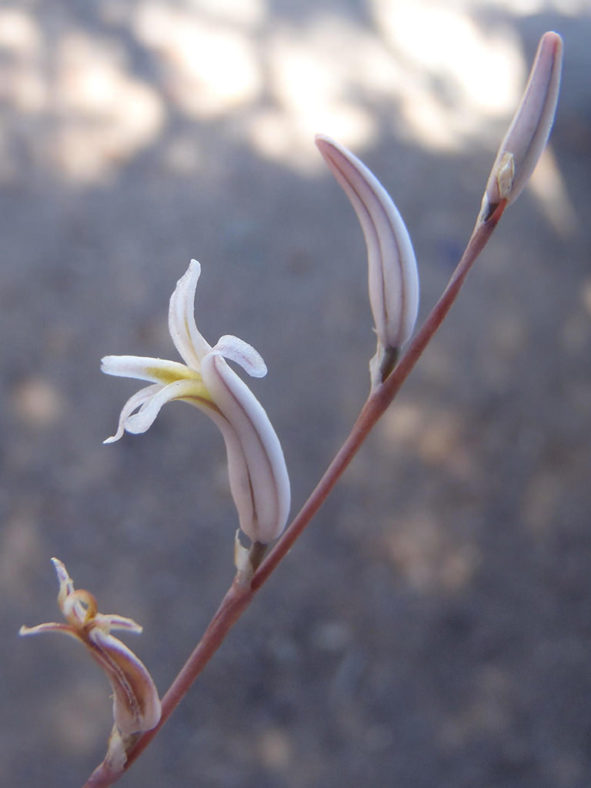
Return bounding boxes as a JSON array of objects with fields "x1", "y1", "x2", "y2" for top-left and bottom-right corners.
[
  {"x1": 102, "y1": 260, "x2": 290, "y2": 545},
  {"x1": 315, "y1": 135, "x2": 419, "y2": 384}
]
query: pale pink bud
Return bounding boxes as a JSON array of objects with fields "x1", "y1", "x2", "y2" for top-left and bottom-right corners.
[
  {"x1": 315, "y1": 135, "x2": 419, "y2": 382},
  {"x1": 480, "y1": 31, "x2": 563, "y2": 221}
]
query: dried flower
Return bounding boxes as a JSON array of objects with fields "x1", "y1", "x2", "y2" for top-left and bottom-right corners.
[
  {"x1": 102, "y1": 260, "x2": 290, "y2": 545},
  {"x1": 316, "y1": 135, "x2": 419, "y2": 384},
  {"x1": 480, "y1": 31, "x2": 563, "y2": 222},
  {"x1": 20, "y1": 558, "x2": 161, "y2": 737}
]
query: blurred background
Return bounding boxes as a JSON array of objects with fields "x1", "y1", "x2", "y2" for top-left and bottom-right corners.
[{"x1": 1, "y1": 1, "x2": 590, "y2": 786}]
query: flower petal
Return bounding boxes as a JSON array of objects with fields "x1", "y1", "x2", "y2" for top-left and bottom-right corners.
[
  {"x1": 19, "y1": 622, "x2": 76, "y2": 637},
  {"x1": 212, "y1": 335, "x2": 267, "y2": 378},
  {"x1": 101, "y1": 355, "x2": 199, "y2": 385},
  {"x1": 101, "y1": 356, "x2": 204, "y2": 444},
  {"x1": 104, "y1": 371, "x2": 215, "y2": 443},
  {"x1": 94, "y1": 613, "x2": 143, "y2": 634},
  {"x1": 168, "y1": 260, "x2": 211, "y2": 369},
  {"x1": 87, "y1": 628, "x2": 161, "y2": 735},
  {"x1": 124, "y1": 379, "x2": 214, "y2": 436},
  {"x1": 187, "y1": 400, "x2": 256, "y2": 533},
  {"x1": 103, "y1": 383, "x2": 164, "y2": 444},
  {"x1": 51, "y1": 557, "x2": 75, "y2": 612},
  {"x1": 315, "y1": 135, "x2": 419, "y2": 356},
  {"x1": 201, "y1": 351, "x2": 290, "y2": 543}
]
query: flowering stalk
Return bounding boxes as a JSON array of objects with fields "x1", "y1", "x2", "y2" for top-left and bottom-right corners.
[
  {"x1": 117, "y1": 201, "x2": 507, "y2": 787},
  {"x1": 73, "y1": 30, "x2": 562, "y2": 788}
]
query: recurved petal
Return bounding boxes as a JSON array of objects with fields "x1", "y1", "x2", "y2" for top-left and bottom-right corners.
[
  {"x1": 123, "y1": 379, "x2": 213, "y2": 436},
  {"x1": 168, "y1": 260, "x2": 212, "y2": 369},
  {"x1": 481, "y1": 31, "x2": 563, "y2": 218},
  {"x1": 212, "y1": 335, "x2": 267, "y2": 378},
  {"x1": 103, "y1": 383, "x2": 164, "y2": 444},
  {"x1": 51, "y1": 557, "x2": 75, "y2": 611},
  {"x1": 87, "y1": 628, "x2": 161, "y2": 736},
  {"x1": 315, "y1": 135, "x2": 419, "y2": 353},
  {"x1": 201, "y1": 351, "x2": 290, "y2": 544},
  {"x1": 19, "y1": 622, "x2": 76, "y2": 637},
  {"x1": 93, "y1": 613, "x2": 144, "y2": 634}
]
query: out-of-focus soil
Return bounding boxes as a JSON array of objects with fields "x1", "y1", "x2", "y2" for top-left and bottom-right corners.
[{"x1": 1, "y1": 3, "x2": 590, "y2": 786}]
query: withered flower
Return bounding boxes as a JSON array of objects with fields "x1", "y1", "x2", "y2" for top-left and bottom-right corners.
[{"x1": 20, "y1": 558, "x2": 161, "y2": 738}]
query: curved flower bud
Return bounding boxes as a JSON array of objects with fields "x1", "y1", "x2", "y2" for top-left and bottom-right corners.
[
  {"x1": 315, "y1": 135, "x2": 419, "y2": 383},
  {"x1": 20, "y1": 558, "x2": 161, "y2": 738},
  {"x1": 480, "y1": 31, "x2": 563, "y2": 222},
  {"x1": 102, "y1": 260, "x2": 290, "y2": 545}
]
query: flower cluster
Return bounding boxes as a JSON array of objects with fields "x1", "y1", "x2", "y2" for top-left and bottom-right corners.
[{"x1": 18, "y1": 28, "x2": 563, "y2": 785}]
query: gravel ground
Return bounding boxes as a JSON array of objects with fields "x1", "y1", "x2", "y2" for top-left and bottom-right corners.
[{"x1": 1, "y1": 2, "x2": 590, "y2": 787}]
